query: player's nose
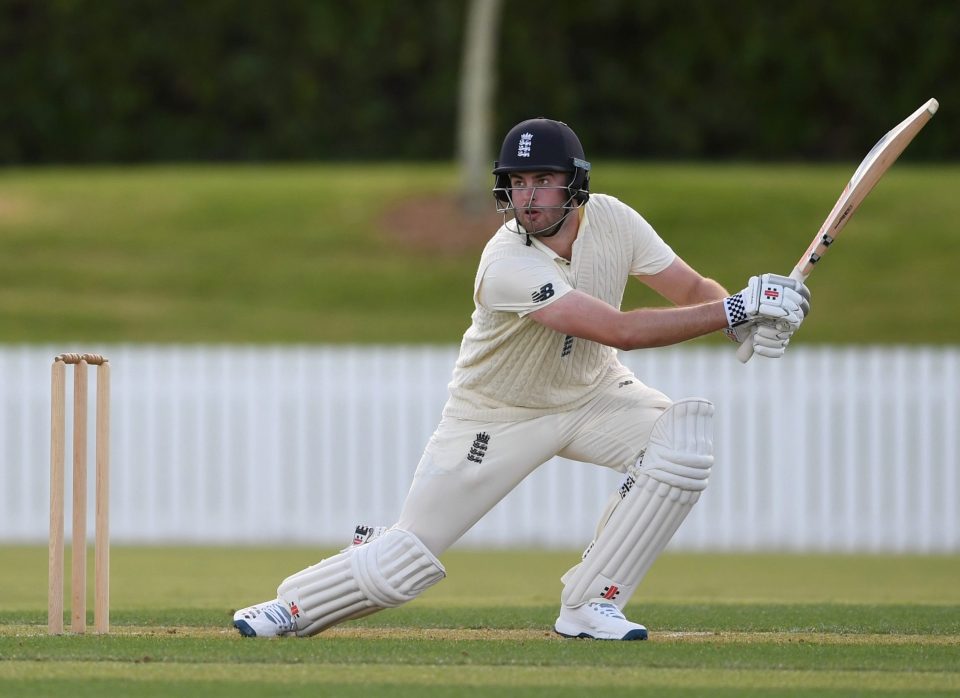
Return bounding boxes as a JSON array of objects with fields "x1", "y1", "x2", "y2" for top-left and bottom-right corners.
[{"x1": 513, "y1": 186, "x2": 535, "y2": 208}]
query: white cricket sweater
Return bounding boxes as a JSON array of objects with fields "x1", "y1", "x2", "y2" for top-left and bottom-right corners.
[{"x1": 443, "y1": 193, "x2": 675, "y2": 422}]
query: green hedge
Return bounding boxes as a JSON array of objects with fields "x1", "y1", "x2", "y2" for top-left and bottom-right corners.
[{"x1": 1, "y1": 0, "x2": 955, "y2": 163}]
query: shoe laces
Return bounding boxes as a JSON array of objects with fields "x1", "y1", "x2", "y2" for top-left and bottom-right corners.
[
  {"x1": 590, "y1": 601, "x2": 626, "y2": 619},
  {"x1": 256, "y1": 602, "x2": 295, "y2": 632}
]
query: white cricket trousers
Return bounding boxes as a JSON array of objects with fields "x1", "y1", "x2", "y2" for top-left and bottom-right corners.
[{"x1": 396, "y1": 377, "x2": 672, "y2": 556}]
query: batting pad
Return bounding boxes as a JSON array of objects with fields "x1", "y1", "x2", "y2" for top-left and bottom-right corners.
[
  {"x1": 561, "y1": 398, "x2": 714, "y2": 609},
  {"x1": 277, "y1": 528, "x2": 446, "y2": 637}
]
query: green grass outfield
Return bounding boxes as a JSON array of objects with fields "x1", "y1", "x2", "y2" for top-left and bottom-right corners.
[
  {"x1": 1, "y1": 547, "x2": 958, "y2": 696},
  {"x1": 1, "y1": 162, "x2": 958, "y2": 344}
]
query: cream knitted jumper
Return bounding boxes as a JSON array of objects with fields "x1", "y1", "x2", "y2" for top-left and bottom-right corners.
[{"x1": 443, "y1": 193, "x2": 675, "y2": 422}]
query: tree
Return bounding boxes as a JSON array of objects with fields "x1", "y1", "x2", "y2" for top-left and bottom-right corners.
[{"x1": 457, "y1": 0, "x2": 503, "y2": 214}]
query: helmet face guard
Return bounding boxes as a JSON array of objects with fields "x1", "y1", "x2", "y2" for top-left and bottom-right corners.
[
  {"x1": 492, "y1": 119, "x2": 591, "y2": 235},
  {"x1": 493, "y1": 184, "x2": 580, "y2": 215}
]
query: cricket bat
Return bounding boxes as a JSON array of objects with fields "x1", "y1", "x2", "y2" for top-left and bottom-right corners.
[{"x1": 737, "y1": 97, "x2": 939, "y2": 363}]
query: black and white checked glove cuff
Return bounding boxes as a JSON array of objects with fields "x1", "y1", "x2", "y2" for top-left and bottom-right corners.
[{"x1": 723, "y1": 292, "x2": 748, "y2": 327}]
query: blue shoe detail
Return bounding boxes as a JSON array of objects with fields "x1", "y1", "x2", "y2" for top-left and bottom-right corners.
[
  {"x1": 622, "y1": 627, "x2": 648, "y2": 641},
  {"x1": 233, "y1": 619, "x2": 256, "y2": 637}
]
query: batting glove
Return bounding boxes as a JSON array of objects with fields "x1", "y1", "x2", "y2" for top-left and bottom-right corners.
[{"x1": 723, "y1": 273, "x2": 811, "y2": 332}]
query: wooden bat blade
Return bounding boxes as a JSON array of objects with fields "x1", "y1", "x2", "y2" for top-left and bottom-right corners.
[
  {"x1": 736, "y1": 98, "x2": 938, "y2": 363},
  {"x1": 792, "y1": 98, "x2": 938, "y2": 281}
]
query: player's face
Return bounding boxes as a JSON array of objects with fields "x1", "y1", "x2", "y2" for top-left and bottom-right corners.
[{"x1": 508, "y1": 172, "x2": 570, "y2": 233}]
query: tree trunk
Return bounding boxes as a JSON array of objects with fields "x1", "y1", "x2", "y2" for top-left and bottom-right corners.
[{"x1": 457, "y1": 0, "x2": 504, "y2": 215}]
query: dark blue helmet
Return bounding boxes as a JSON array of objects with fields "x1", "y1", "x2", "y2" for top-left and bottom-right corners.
[{"x1": 493, "y1": 118, "x2": 591, "y2": 206}]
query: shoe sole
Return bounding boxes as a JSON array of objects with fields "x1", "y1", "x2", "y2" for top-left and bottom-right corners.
[{"x1": 555, "y1": 627, "x2": 648, "y2": 641}]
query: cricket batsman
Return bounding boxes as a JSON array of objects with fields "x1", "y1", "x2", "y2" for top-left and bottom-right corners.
[{"x1": 233, "y1": 118, "x2": 810, "y2": 640}]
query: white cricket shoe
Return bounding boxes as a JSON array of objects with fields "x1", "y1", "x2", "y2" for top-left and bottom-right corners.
[
  {"x1": 554, "y1": 599, "x2": 648, "y2": 640},
  {"x1": 233, "y1": 598, "x2": 297, "y2": 638}
]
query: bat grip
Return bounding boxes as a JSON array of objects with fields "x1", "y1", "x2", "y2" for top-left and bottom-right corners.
[
  {"x1": 735, "y1": 333, "x2": 755, "y2": 363},
  {"x1": 734, "y1": 266, "x2": 808, "y2": 364}
]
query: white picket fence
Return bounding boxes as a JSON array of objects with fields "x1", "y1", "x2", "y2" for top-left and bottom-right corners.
[{"x1": 1, "y1": 344, "x2": 957, "y2": 552}]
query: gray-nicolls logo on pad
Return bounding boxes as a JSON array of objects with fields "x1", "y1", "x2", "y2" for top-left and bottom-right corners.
[{"x1": 517, "y1": 132, "x2": 533, "y2": 157}]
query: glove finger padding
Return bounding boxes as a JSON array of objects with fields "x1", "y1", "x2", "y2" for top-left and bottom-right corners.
[
  {"x1": 765, "y1": 274, "x2": 811, "y2": 316},
  {"x1": 780, "y1": 275, "x2": 812, "y2": 317},
  {"x1": 761, "y1": 286, "x2": 807, "y2": 329},
  {"x1": 723, "y1": 273, "x2": 812, "y2": 348},
  {"x1": 751, "y1": 323, "x2": 791, "y2": 358},
  {"x1": 794, "y1": 283, "x2": 811, "y2": 317}
]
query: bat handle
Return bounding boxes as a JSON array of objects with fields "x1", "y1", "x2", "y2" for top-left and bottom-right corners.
[
  {"x1": 734, "y1": 266, "x2": 808, "y2": 364},
  {"x1": 735, "y1": 334, "x2": 755, "y2": 363}
]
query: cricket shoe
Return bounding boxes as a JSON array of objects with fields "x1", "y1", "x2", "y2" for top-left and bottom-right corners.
[
  {"x1": 554, "y1": 599, "x2": 648, "y2": 640},
  {"x1": 233, "y1": 598, "x2": 298, "y2": 638}
]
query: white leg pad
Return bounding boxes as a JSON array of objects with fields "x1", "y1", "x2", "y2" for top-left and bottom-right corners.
[
  {"x1": 561, "y1": 398, "x2": 714, "y2": 609},
  {"x1": 277, "y1": 528, "x2": 446, "y2": 637}
]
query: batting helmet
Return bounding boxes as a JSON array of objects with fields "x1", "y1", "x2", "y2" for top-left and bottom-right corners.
[{"x1": 492, "y1": 118, "x2": 591, "y2": 207}]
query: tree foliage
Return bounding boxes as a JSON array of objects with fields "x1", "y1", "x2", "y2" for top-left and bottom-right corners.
[{"x1": 0, "y1": 0, "x2": 955, "y2": 163}]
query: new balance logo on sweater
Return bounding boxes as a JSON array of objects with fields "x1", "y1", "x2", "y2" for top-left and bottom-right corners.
[{"x1": 532, "y1": 283, "x2": 554, "y2": 303}]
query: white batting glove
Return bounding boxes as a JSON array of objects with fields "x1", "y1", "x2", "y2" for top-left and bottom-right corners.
[
  {"x1": 722, "y1": 316, "x2": 799, "y2": 357},
  {"x1": 722, "y1": 323, "x2": 752, "y2": 344},
  {"x1": 723, "y1": 273, "x2": 811, "y2": 332},
  {"x1": 750, "y1": 322, "x2": 794, "y2": 358}
]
